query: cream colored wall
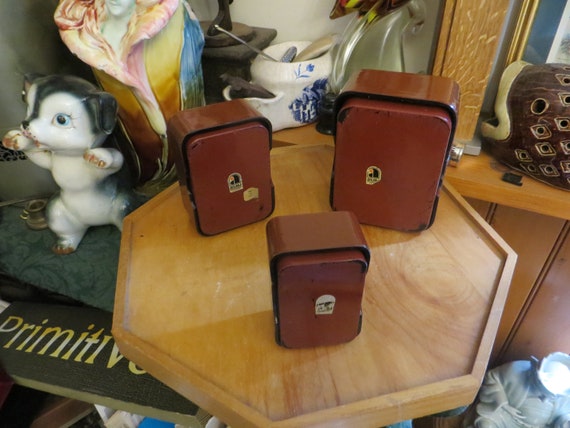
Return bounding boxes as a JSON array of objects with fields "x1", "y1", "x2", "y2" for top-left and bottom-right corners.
[
  {"x1": 189, "y1": 0, "x2": 353, "y2": 43},
  {"x1": 190, "y1": 0, "x2": 441, "y2": 73}
]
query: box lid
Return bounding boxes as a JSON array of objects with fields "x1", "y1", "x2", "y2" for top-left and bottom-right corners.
[
  {"x1": 168, "y1": 98, "x2": 272, "y2": 145},
  {"x1": 266, "y1": 211, "x2": 370, "y2": 282},
  {"x1": 333, "y1": 69, "x2": 460, "y2": 136}
]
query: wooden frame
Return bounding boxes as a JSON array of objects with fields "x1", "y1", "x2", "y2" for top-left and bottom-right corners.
[
  {"x1": 505, "y1": 0, "x2": 540, "y2": 64},
  {"x1": 506, "y1": 0, "x2": 570, "y2": 64},
  {"x1": 432, "y1": 0, "x2": 511, "y2": 142}
]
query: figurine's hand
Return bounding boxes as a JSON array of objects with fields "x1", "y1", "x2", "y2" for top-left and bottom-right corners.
[
  {"x1": 84, "y1": 148, "x2": 114, "y2": 169},
  {"x1": 500, "y1": 404, "x2": 533, "y2": 428},
  {"x1": 2, "y1": 130, "x2": 33, "y2": 151},
  {"x1": 83, "y1": 148, "x2": 123, "y2": 169}
]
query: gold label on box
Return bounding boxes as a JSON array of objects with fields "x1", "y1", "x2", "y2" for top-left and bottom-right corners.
[
  {"x1": 366, "y1": 166, "x2": 382, "y2": 185},
  {"x1": 227, "y1": 173, "x2": 243, "y2": 193}
]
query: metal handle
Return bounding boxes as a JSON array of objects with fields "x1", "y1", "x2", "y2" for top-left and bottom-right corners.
[{"x1": 212, "y1": 25, "x2": 280, "y2": 62}]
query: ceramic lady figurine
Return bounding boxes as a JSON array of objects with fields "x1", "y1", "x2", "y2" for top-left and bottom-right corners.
[
  {"x1": 54, "y1": 0, "x2": 205, "y2": 195},
  {"x1": 466, "y1": 352, "x2": 570, "y2": 428}
]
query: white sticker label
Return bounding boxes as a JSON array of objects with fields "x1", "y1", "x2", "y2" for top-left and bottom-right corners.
[
  {"x1": 243, "y1": 187, "x2": 259, "y2": 201},
  {"x1": 315, "y1": 295, "x2": 336, "y2": 315}
]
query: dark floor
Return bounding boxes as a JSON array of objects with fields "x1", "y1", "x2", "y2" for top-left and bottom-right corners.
[{"x1": 0, "y1": 385, "x2": 102, "y2": 428}]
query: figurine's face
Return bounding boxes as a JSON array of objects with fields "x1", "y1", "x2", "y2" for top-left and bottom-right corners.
[
  {"x1": 23, "y1": 87, "x2": 100, "y2": 153},
  {"x1": 105, "y1": 0, "x2": 136, "y2": 19}
]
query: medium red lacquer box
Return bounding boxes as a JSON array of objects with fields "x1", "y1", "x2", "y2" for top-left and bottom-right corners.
[
  {"x1": 168, "y1": 99, "x2": 274, "y2": 235},
  {"x1": 266, "y1": 211, "x2": 370, "y2": 349},
  {"x1": 330, "y1": 69, "x2": 460, "y2": 232}
]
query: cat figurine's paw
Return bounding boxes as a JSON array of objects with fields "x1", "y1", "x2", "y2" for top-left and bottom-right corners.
[
  {"x1": 84, "y1": 148, "x2": 112, "y2": 169},
  {"x1": 2, "y1": 130, "x2": 34, "y2": 151}
]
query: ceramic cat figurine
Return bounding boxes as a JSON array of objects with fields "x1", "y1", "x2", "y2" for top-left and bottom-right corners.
[{"x1": 2, "y1": 74, "x2": 138, "y2": 254}]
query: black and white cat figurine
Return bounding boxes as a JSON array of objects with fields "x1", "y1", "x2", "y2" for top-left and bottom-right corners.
[{"x1": 2, "y1": 74, "x2": 138, "y2": 254}]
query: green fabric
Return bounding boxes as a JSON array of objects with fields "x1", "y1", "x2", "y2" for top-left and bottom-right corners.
[{"x1": 0, "y1": 203, "x2": 120, "y2": 312}]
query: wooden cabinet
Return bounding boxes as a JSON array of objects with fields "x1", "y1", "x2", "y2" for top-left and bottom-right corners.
[
  {"x1": 274, "y1": 125, "x2": 570, "y2": 368},
  {"x1": 497, "y1": 220, "x2": 570, "y2": 363},
  {"x1": 466, "y1": 202, "x2": 568, "y2": 364},
  {"x1": 446, "y1": 154, "x2": 570, "y2": 366}
]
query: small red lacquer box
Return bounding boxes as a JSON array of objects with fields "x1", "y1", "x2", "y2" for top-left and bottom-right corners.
[
  {"x1": 168, "y1": 99, "x2": 274, "y2": 235},
  {"x1": 331, "y1": 69, "x2": 460, "y2": 232},
  {"x1": 266, "y1": 211, "x2": 370, "y2": 348}
]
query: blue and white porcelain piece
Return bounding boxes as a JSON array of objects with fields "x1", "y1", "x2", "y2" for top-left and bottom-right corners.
[
  {"x1": 226, "y1": 41, "x2": 332, "y2": 131},
  {"x1": 289, "y1": 77, "x2": 328, "y2": 126}
]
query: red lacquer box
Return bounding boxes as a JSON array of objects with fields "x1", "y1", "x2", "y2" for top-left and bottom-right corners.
[
  {"x1": 331, "y1": 69, "x2": 460, "y2": 231},
  {"x1": 168, "y1": 99, "x2": 274, "y2": 235},
  {"x1": 266, "y1": 211, "x2": 370, "y2": 348}
]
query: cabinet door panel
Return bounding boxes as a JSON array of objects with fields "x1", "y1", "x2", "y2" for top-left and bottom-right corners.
[
  {"x1": 500, "y1": 224, "x2": 570, "y2": 362},
  {"x1": 464, "y1": 197, "x2": 492, "y2": 221},
  {"x1": 487, "y1": 206, "x2": 565, "y2": 362}
]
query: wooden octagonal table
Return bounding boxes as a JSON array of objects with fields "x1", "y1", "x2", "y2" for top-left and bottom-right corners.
[{"x1": 113, "y1": 144, "x2": 516, "y2": 428}]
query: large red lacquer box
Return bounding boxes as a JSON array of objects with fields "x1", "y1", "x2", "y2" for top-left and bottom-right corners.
[
  {"x1": 331, "y1": 69, "x2": 460, "y2": 231},
  {"x1": 266, "y1": 211, "x2": 370, "y2": 349},
  {"x1": 168, "y1": 99, "x2": 274, "y2": 235}
]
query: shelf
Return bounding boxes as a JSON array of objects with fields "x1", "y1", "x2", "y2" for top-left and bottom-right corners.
[{"x1": 273, "y1": 125, "x2": 570, "y2": 221}]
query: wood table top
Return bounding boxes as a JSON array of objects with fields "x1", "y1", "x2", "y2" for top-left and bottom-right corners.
[{"x1": 113, "y1": 144, "x2": 516, "y2": 428}]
